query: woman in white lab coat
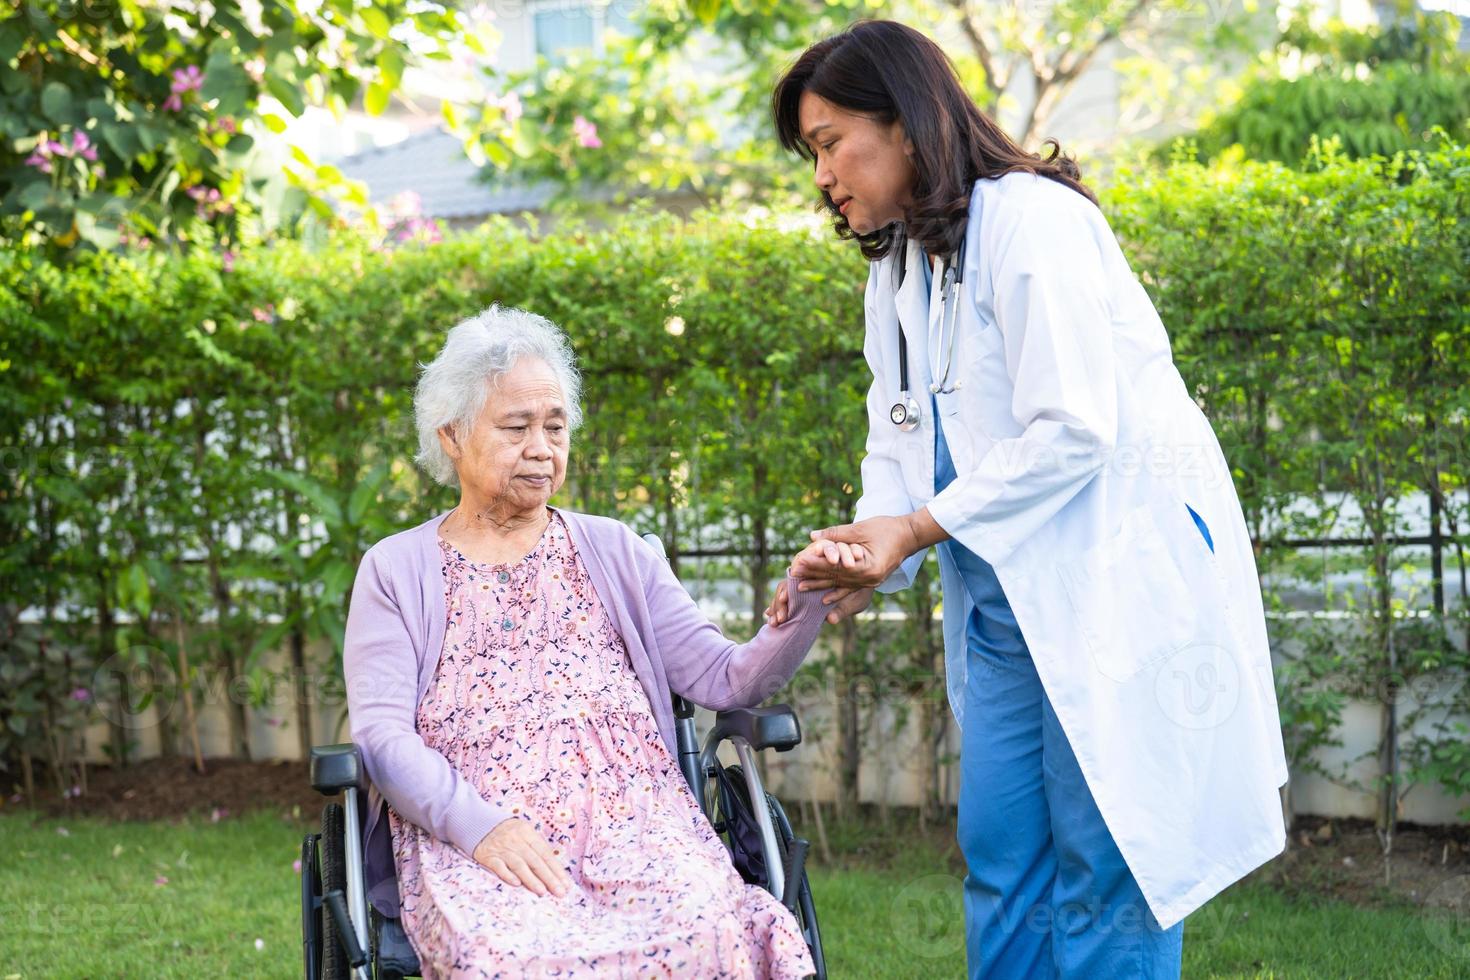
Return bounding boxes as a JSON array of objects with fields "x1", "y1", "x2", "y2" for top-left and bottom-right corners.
[{"x1": 765, "y1": 20, "x2": 1288, "y2": 979}]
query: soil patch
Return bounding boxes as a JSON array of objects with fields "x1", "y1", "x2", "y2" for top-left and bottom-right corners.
[
  {"x1": 1249, "y1": 814, "x2": 1470, "y2": 916},
  {"x1": 5, "y1": 756, "x2": 323, "y2": 826}
]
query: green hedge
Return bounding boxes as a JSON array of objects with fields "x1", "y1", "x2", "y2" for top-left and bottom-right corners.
[{"x1": 3, "y1": 143, "x2": 1468, "y2": 822}]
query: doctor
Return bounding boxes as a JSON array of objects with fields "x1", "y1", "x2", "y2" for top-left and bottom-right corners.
[{"x1": 765, "y1": 20, "x2": 1288, "y2": 979}]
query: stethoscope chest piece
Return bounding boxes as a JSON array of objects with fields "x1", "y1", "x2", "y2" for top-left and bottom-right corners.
[{"x1": 890, "y1": 396, "x2": 921, "y2": 432}]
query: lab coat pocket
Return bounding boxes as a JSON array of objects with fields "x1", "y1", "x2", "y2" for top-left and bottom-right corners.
[{"x1": 1056, "y1": 500, "x2": 1209, "y2": 682}]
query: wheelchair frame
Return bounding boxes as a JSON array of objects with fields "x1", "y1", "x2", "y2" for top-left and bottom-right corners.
[{"x1": 301, "y1": 534, "x2": 826, "y2": 980}]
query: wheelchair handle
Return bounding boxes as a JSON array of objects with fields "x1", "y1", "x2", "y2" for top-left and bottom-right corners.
[
  {"x1": 324, "y1": 889, "x2": 370, "y2": 979},
  {"x1": 782, "y1": 838, "x2": 810, "y2": 915}
]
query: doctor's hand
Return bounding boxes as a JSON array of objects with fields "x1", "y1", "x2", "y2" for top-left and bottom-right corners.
[
  {"x1": 473, "y1": 817, "x2": 571, "y2": 899},
  {"x1": 791, "y1": 515, "x2": 933, "y2": 591}
]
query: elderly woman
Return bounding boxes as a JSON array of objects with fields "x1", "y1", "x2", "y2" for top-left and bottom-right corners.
[{"x1": 344, "y1": 305, "x2": 824, "y2": 978}]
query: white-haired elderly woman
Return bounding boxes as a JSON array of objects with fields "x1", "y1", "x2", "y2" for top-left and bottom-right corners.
[{"x1": 344, "y1": 305, "x2": 827, "y2": 978}]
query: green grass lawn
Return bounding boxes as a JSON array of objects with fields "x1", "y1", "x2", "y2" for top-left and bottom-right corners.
[{"x1": 1, "y1": 807, "x2": 1465, "y2": 978}]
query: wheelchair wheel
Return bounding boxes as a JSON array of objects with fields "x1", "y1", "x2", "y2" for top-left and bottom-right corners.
[
  {"x1": 320, "y1": 803, "x2": 349, "y2": 980},
  {"x1": 301, "y1": 832, "x2": 323, "y2": 980},
  {"x1": 709, "y1": 765, "x2": 827, "y2": 980},
  {"x1": 767, "y1": 793, "x2": 827, "y2": 980}
]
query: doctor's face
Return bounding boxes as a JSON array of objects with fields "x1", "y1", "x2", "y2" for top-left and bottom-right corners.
[{"x1": 798, "y1": 91, "x2": 916, "y2": 236}]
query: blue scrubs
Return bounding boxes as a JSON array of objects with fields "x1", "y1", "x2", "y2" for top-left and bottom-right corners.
[{"x1": 920, "y1": 256, "x2": 1189, "y2": 978}]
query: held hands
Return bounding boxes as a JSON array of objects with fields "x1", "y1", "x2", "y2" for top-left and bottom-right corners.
[
  {"x1": 763, "y1": 524, "x2": 887, "y2": 628},
  {"x1": 472, "y1": 817, "x2": 572, "y2": 898},
  {"x1": 765, "y1": 577, "x2": 877, "y2": 627},
  {"x1": 763, "y1": 512, "x2": 948, "y2": 627}
]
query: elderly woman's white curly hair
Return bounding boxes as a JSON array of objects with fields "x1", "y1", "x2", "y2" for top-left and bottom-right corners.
[{"x1": 414, "y1": 305, "x2": 584, "y2": 488}]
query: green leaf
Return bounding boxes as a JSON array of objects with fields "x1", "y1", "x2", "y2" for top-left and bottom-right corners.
[
  {"x1": 266, "y1": 74, "x2": 306, "y2": 117},
  {"x1": 264, "y1": 469, "x2": 344, "y2": 528},
  {"x1": 364, "y1": 80, "x2": 391, "y2": 116},
  {"x1": 380, "y1": 49, "x2": 405, "y2": 90},
  {"x1": 135, "y1": 121, "x2": 169, "y2": 153},
  {"x1": 101, "y1": 122, "x2": 140, "y2": 162},
  {"x1": 347, "y1": 463, "x2": 388, "y2": 525},
  {"x1": 74, "y1": 210, "x2": 121, "y2": 250},
  {"x1": 249, "y1": 620, "x2": 292, "y2": 659},
  {"x1": 318, "y1": 558, "x2": 356, "y2": 602},
  {"x1": 201, "y1": 48, "x2": 251, "y2": 116},
  {"x1": 126, "y1": 562, "x2": 152, "y2": 618},
  {"x1": 361, "y1": 7, "x2": 392, "y2": 40},
  {"x1": 16, "y1": 180, "x2": 57, "y2": 212},
  {"x1": 483, "y1": 138, "x2": 511, "y2": 168},
  {"x1": 40, "y1": 81, "x2": 71, "y2": 122},
  {"x1": 0, "y1": 20, "x2": 25, "y2": 65}
]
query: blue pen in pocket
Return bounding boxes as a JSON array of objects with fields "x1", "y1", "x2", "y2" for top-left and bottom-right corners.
[{"x1": 1185, "y1": 503, "x2": 1215, "y2": 553}]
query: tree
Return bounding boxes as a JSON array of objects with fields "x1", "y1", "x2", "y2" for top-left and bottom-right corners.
[
  {"x1": 1179, "y1": 4, "x2": 1470, "y2": 163},
  {"x1": 0, "y1": 0, "x2": 487, "y2": 255},
  {"x1": 469, "y1": 0, "x2": 1272, "y2": 209}
]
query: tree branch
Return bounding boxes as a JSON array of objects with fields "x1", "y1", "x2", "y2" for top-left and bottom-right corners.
[{"x1": 945, "y1": 0, "x2": 1002, "y2": 109}]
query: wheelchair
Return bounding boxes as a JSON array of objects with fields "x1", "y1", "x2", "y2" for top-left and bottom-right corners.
[{"x1": 301, "y1": 537, "x2": 827, "y2": 980}]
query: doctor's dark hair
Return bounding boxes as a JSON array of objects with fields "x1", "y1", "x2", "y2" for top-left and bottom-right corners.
[{"x1": 771, "y1": 19, "x2": 1097, "y2": 261}]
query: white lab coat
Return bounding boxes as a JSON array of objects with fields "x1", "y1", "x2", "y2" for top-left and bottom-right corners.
[{"x1": 854, "y1": 171, "x2": 1288, "y2": 930}]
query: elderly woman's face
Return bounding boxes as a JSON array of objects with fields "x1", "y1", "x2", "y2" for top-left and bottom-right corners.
[{"x1": 440, "y1": 357, "x2": 569, "y2": 515}]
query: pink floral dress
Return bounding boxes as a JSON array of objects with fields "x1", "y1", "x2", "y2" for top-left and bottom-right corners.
[{"x1": 387, "y1": 513, "x2": 815, "y2": 979}]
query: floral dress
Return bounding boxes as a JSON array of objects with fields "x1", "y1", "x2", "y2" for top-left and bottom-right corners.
[{"x1": 387, "y1": 513, "x2": 815, "y2": 979}]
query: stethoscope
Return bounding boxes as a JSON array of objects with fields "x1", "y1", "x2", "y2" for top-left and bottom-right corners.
[{"x1": 889, "y1": 232, "x2": 967, "y2": 432}]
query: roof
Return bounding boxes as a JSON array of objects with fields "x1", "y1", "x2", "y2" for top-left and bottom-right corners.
[{"x1": 334, "y1": 127, "x2": 553, "y2": 220}]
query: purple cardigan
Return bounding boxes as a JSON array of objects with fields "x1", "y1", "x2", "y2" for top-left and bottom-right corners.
[{"x1": 343, "y1": 507, "x2": 830, "y2": 916}]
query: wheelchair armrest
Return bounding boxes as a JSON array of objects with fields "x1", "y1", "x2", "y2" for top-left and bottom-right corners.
[
  {"x1": 309, "y1": 743, "x2": 366, "y2": 796},
  {"x1": 710, "y1": 704, "x2": 801, "y2": 753}
]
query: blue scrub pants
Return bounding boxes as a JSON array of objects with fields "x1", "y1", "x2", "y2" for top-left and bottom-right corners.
[
  {"x1": 955, "y1": 608, "x2": 1185, "y2": 979},
  {"x1": 935, "y1": 408, "x2": 1194, "y2": 978}
]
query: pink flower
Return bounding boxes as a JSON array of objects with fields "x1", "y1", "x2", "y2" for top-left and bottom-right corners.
[
  {"x1": 388, "y1": 190, "x2": 423, "y2": 219},
  {"x1": 72, "y1": 131, "x2": 97, "y2": 161},
  {"x1": 496, "y1": 92, "x2": 523, "y2": 126},
  {"x1": 251, "y1": 304, "x2": 275, "y2": 323},
  {"x1": 70, "y1": 687, "x2": 90, "y2": 702},
  {"x1": 46, "y1": 139, "x2": 67, "y2": 156},
  {"x1": 171, "y1": 65, "x2": 204, "y2": 94},
  {"x1": 24, "y1": 152, "x2": 52, "y2": 174},
  {"x1": 162, "y1": 93, "x2": 183, "y2": 112},
  {"x1": 292, "y1": 858, "x2": 303, "y2": 874},
  {"x1": 221, "y1": 250, "x2": 237, "y2": 272},
  {"x1": 154, "y1": 875, "x2": 169, "y2": 886},
  {"x1": 572, "y1": 115, "x2": 601, "y2": 149},
  {"x1": 210, "y1": 807, "x2": 229, "y2": 822},
  {"x1": 390, "y1": 215, "x2": 443, "y2": 244}
]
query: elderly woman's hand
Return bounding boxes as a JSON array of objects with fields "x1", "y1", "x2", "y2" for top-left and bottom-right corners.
[
  {"x1": 765, "y1": 546, "x2": 877, "y2": 627},
  {"x1": 472, "y1": 818, "x2": 572, "y2": 898}
]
